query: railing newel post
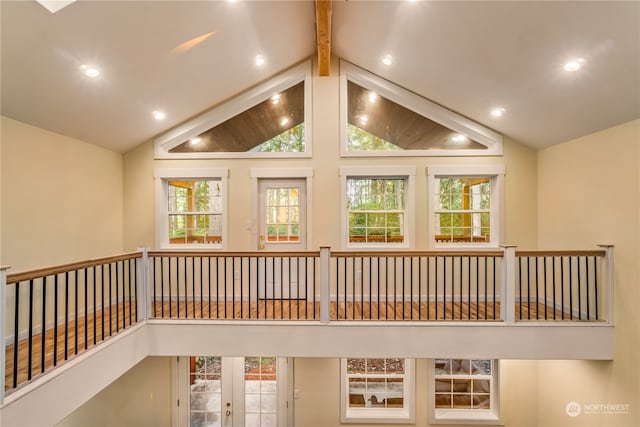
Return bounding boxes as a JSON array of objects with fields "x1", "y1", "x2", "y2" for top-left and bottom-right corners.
[
  {"x1": 0, "y1": 265, "x2": 9, "y2": 405},
  {"x1": 598, "y1": 245, "x2": 614, "y2": 325},
  {"x1": 500, "y1": 245, "x2": 517, "y2": 324},
  {"x1": 137, "y1": 248, "x2": 150, "y2": 321},
  {"x1": 320, "y1": 246, "x2": 331, "y2": 324}
]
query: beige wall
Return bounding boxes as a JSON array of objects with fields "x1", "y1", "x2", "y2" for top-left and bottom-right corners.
[
  {"x1": 536, "y1": 119, "x2": 640, "y2": 426},
  {"x1": 1, "y1": 116, "x2": 124, "y2": 272},
  {"x1": 122, "y1": 59, "x2": 538, "y2": 252},
  {"x1": 294, "y1": 358, "x2": 539, "y2": 427},
  {"x1": 55, "y1": 357, "x2": 173, "y2": 427}
]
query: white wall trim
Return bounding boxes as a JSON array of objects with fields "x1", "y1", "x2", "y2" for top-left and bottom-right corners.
[
  {"x1": 154, "y1": 61, "x2": 312, "y2": 159},
  {"x1": 339, "y1": 60, "x2": 503, "y2": 157}
]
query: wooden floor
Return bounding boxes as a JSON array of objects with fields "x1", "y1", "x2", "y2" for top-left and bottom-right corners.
[
  {"x1": 149, "y1": 300, "x2": 567, "y2": 321},
  {"x1": 4, "y1": 302, "x2": 137, "y2": 394},
  {"x1": 5, "y1": 299, "x2": 577, "y2": 394}
]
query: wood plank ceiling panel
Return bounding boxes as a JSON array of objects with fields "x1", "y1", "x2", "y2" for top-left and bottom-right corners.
[{"x1": 170, "y1": 82, "x2": 305, "y2": 153}]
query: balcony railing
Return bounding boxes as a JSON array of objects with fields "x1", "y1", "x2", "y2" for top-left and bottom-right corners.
[{"x1": 1, "y1": 245, "x2": 614, "y2": 400}]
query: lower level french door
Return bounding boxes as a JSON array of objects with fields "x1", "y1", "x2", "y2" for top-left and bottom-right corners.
[{"x1": 175, "y1": 356, "x2": 292, "y2": 427}]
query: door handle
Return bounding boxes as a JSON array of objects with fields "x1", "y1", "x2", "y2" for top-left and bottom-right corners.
[
  {"x1": 259, "y1": 243, "x2": 265, "y2": 250},
  {"x1": 226, "y1": 401, "x2": 231, "y2": 416}
]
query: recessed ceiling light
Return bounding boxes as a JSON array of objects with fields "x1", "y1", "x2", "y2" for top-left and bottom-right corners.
[
  {"x1": 359, "y1": 115, "x2": 369, "y2": 125},
  {"x1": 280, "y1": 117, "x2": 290, "y2": 127},
  {"x1": 490, "y1": 107, "x2": 506, "y2": 118},
  {"x1": 190, "y1": 137, "x2": 202, "y2": 145},
  {"x1": 563, "y1": 58, "x2": 585, "y2": 72},
  {"x1": 382, "y1": 54, "x2": 393, "y2": 66},
  {"x1": 255, "y1": 55, "x2": 266, "y2": 67},
  {"x1": 271, "y1": 94, "x2": 281, "y2": 105},
  {"x1": 152, "y1": 110, "x2": 166, "y2": 121},
  {"x1": 80, "y1": 64, "x2": 100, "y2": 78},
  {"x1": 367, "y1": 92, "x2": 378, "y2": 103},
  {"x1": 452, "y1": 134, "x2": 468, "y2": 143}
]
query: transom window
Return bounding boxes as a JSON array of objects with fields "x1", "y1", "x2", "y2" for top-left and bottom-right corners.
[
  {"x1": 429, "y1": 359, "x2": 500, "y2": 424},
  {"x1": 170, "y1": 82, "x2": 305, "y2": 155},
  {"x1": 340, "y1": 166, "x2": 416, "y2": 249},
  {"x1": 340, "y1": 60, "x2": 503, "y2": 157},
  {"x1": 154, "y1": 61, "x2": 312, "y2": 159},
  {"x1": 346, "y1": 81, "x2": 486, "y2": 153},
  {"x1": 341, "y1": 358, "x2": 415, "y2": 424}
]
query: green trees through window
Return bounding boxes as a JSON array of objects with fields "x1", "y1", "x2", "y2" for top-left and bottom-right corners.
[
  {"x1": 168, "y1": 180, "x2": 223, "y2": 244},
  {"x1": 347, "y1": 124, "x2": 402, "y2": 152},
  {"x1": 347, "y1": 178, "x2": 405, "y2": 243},
  {"x1": 251, "y1": 123, "x2": 305, "y2": 153},
  {"x1": 435, "y1": 177, "x2": 490, "y2": 243}
]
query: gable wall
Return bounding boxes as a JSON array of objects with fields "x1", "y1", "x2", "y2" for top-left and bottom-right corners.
[{"x1": 123, "y1": 59, "x2": 538, "y2": 252}]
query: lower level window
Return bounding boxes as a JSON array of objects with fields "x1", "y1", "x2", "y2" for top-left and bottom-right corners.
[
  {"x1": 341, "y1": 358, "x2": 415, "y2": 423},
  {"x1": 430, "y1": 359, "x2": 500, "y2": 424}
]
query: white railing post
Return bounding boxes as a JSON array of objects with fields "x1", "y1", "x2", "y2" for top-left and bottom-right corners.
[
  {"x1": 500, "y1": 245, "x2": 517, "y2": 324},
  {"x1": 0, "y1": 266, "x2": 9, "y2": 405},
  {"x1": 137, "y1": 248, "x2": 150, "y2": 321},
  {"x1": 598, "y1": 245, "x2": 614, "y2": 325},
  {"x1": 320, "y1": 246, "x2": 331, "y2": 324}
]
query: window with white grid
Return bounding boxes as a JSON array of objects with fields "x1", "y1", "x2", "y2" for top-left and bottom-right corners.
[
  {"x1": 155, "y1": 168, "x2": 228, "y2": 249},
  {"x1": 427, "y1": 165, "x2": 504, "y2": 248},
  {"x1": 341, "y1": 358, "x2": 415, "y2": 423},
  {"x1": 430, "y1": 359, "x2": 500, "y2": 424},
  {"x1": 340, "y1": 166, "x2": 415, "y2": 249},
  {"x1": 168, "y1": 179, "x2": 223, "y2": 245}
]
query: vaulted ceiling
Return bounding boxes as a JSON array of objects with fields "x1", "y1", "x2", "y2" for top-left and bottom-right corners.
[{"x1": 1, "y1": 1, "x2": 638, "y2": 153}]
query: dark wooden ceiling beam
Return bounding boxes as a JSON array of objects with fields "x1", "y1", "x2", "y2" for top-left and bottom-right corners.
[{"x1": 315, "y1": 0, "x2": 332, "y2": 76}]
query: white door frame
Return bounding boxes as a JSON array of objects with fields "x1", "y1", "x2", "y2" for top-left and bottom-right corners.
[
  {"x1": 250, "y1": 168, "x2": 313, "y2": 251},
  {"x1": 174, "y1": 356, "x2": 293, "y2": 427}
]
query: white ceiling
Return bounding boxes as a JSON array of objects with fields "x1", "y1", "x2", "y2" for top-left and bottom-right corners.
[{"x1": 2, "y1": 1, "x2": 639, "y2": 153}]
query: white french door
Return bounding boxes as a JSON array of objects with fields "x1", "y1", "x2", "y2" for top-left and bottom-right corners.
[{"x1": 176, "y1": 356, "x2": 291, "y2": 427}]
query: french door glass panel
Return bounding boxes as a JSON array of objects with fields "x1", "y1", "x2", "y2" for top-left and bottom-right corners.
[{"x1": 186, "y1": 357, "x2": 286, "y2": 427}]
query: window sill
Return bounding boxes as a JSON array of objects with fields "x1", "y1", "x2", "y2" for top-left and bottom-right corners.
[
  {"x1": 342, "y1": 408, "x2": 414, "y2": 424},
  {"x1": 431, "y1": 409, "x2": 500, "y2": 425},
  {"x1": 431, "y1": 242, "x2": 501, "y2": 251},
  {"x1": 160, "y1": 244, "x2": 224, "y2": 251}
]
